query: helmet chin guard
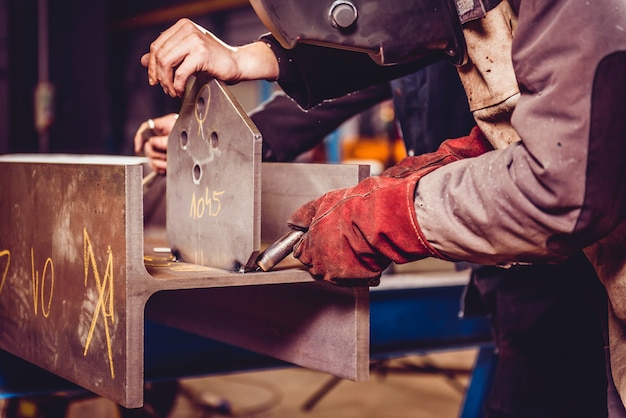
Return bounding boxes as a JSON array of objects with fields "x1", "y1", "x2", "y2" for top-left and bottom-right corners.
[{"x1": 250, "y1": 0, "x2": 466, "y2": 65}]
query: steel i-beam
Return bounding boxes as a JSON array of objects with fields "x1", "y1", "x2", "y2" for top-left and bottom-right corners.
[{"x1": 0, "y1": 77, "x2": 371, "y2": 408}]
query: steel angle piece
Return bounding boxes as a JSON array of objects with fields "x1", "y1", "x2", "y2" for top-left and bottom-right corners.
[{"x1": 167, "y1": 74, "x2": 262, "y2": 271}]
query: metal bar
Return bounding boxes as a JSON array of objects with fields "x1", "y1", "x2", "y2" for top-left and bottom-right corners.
[
  {"x1": 0, "y1": 156, "x2": 146, "y2": 406},
  {"x1": 145, "y1": 282, "x2": 370, "y2": 382},
  {"x1": 166, "y1": 75, "x2": 262, "y2": 272},
  {"x1": 0, "y1": 155, "x2": 371, "y2": 408},
  {"x1": 111, "y1": 0, "x2": 250, "y2": 31}
]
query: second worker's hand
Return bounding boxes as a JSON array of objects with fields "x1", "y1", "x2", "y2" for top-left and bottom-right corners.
[
  {"x1": 141, "y1": 18, "x2": 280, "y2": 97},
  {"x1": 134, "y1": 113, "x2": 178, "y2": 175}
]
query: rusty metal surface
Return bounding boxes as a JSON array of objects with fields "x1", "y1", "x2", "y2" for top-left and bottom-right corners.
[
  {"x1": 166, "y1": 74, "x2": 262, "y2": 271},
  {"x1": 0, "y1": 155, "x2": 370, "y2": 408},
  {"x1": 0, "y1": 155, "x2": 146, "y2": 406}
]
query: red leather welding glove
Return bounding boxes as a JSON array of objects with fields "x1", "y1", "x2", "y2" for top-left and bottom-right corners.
[{"x1": 288, "y1": 127, "x2": 492, "y2": 284}]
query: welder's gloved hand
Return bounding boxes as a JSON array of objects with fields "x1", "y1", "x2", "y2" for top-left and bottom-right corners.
[
  {"x1": 287, "y1": 127, "x2": 492, "y2": 285},
  {"x1": 380, "y1": 126, "x2": 493, "y2": 178}
]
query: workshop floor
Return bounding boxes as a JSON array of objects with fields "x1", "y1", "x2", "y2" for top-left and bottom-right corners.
[
  {"x1": 158, "y1": 349, "x2": 478, "y2": 418},
  {"x1": 0, "y1": 348, "x2": 477, "y2": 418}
]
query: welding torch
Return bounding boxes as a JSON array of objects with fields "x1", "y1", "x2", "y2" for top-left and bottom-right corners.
[{"x1": 251, "y1": 229, "x2": 305, "y2": 272}]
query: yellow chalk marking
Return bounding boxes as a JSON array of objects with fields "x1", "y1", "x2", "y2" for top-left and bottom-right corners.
[
  {"x1": 83, "y1": 228, "x2": 116, "y2": 379},
  {"x1": 0, "y1": 250, "x2": 9, "y2": 297}
]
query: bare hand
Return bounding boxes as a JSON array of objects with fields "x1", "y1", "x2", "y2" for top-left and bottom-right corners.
[
  {"x1": 141, "y1": 18, "x2": 278, "y2": 97},
  {"x1": 134, "y1": 113, "x2": 178, "y2": 174}
]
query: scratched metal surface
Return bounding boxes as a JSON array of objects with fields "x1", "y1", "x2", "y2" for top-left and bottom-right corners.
[
  {"x1": 261, "y1": 162, "x2": 371, "y2": 242},
  {"x1": 0, "y1": 156, "x2": 370, "y2": 408},
  {"x1": 0, "y1": 159, "x2": 139, "y2": 405},
  {"x1": 166, "y1": 74, "x2": 262, "y2": 271}
]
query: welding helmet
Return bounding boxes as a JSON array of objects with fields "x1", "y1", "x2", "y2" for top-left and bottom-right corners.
[{"x1": 249, "y1": 0, "x2": 466, "y2": 66}]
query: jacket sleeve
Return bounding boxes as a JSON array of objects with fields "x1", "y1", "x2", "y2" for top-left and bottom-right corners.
[
  {"x1": 414, "y1": 0, "x2": 626, "y2": 265},
  {"x1": 251, "y1": 83, "x2": 392, "y2": 162},
  {"x1": 260, "y1": 34, "x2": 443, "y2": 109}
]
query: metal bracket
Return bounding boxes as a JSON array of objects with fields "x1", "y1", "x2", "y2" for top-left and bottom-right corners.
[
  {"x1": 0, "y1": 78, "x2": 372, "y2": 408},
  {"x1": 166, "y1": 74, "x2": 262, "y2": 271},
  {"x1": 0, "y1": 154, "x2": 370, "y2": 408}
]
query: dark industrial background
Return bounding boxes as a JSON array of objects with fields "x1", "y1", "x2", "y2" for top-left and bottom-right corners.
[{"x1": 0, "y1": 0, "x2": 266, "y2": 157}]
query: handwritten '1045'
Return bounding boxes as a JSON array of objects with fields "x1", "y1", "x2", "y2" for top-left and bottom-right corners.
[{"x1": 189, "y1": 187, "x2": 224, "y2": 220}]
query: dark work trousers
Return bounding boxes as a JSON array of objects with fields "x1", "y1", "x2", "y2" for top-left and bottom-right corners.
[
  {"x1": 608, "y1": 348, "x2": 626, "y2": 418},
  {"x1": 391, "y1": 62, "x2": 617, "y2": 418},
  {"x1": 464, "y1": 253, "x2": 610, "y2": 418}
]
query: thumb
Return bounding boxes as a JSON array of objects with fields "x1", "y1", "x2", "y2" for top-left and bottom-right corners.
[
  {"x1": 153, "y1": 113, "x2": 178, "y2": 136},
  {"x1": 287, "y1": 198, "x2": 319, "y2": 231},
  {"x1": 149, "y1": 135, "x2": 168, "y2": 152}
]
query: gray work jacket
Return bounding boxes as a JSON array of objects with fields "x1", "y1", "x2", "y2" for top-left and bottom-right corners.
[{"x1": 269, "y1": 0, "x2": 626, "y2": 406}]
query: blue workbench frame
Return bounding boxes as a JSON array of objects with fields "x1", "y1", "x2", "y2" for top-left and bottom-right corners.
[{"x1": 0, "y1": 282, "x2": 495, "y2": 417}]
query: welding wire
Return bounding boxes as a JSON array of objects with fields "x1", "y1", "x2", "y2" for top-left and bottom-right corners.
[
  {"x1": 137, "y1": 118, "x2": 157, "y2": 157},
  {"x1": 141, "y1": 118, "x2": 156, "y2": 142},
  {"x1": 142, "y1": 171, "x2": 159, "y2": 188}
]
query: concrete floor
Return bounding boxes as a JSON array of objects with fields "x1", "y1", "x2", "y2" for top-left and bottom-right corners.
[
  {"x1": 0, "y1": 349, "x2": 477, "y2": 418},
  {"x1": 163, "y1": 349, "x2": 477, "y2": 418}
]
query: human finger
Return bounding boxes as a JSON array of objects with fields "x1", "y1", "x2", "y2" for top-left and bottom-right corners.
[
  {"x1": 134, "y1": 118, "x2": 156, "y2": 155},
  {"x1": 145, "y1": 19, "x2": 190, "y2": 86},
  {"x1": 151, "y1": 20, "x2": 210, "y2": 96},
  {"x1": 147, "y1": 136, "x2": 168, "y2": 154},
  {"x1": 144, "y1": 140, "x2": 168, "y2": 174},
  {"x1": 156, "y1": 28, "x2": 217, "y2": 96},
  {"x1": 134, "y1": 113, "x2": 177, "y2": 155}
]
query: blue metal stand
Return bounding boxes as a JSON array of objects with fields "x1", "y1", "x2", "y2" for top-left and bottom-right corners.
[{"x1": 1, "y1": 283, "x2": 495, "y2": 417}]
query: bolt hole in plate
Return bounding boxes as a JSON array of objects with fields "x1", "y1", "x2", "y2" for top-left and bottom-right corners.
[
  {"x1": 180, "y1": 130, "x2": 188, "y2": 149},
  {"x1": 166, "y1": 74, "x2": 262, "y2": 271},
  {"x1": 192, "y1": 163, "x2": 202, "y2": 184},
  {"x1": 195, "y1": 85, "x2": 209, "y2": 121}
]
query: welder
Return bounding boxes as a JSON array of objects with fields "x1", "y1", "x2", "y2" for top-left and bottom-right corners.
[{"x1": 140, "y1": 0, "x2": 626, "y2": 416}]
